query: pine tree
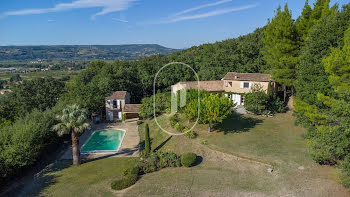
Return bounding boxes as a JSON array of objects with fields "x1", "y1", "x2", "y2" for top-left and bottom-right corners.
[
  {"x1": 323, "y1": 27, "x2": 350, "y2": 93},
  {"x1": 144, "y1": 123, "x2": 151, "y2": 156},
  {"x1": 297, "y1": 0, "x2": 313, "y2": 43},
  {"x1": 262, "y1": 4, "x2": 299, "y2": 101}
]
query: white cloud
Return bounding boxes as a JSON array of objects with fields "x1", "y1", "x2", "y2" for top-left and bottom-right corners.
[
  {"x1": 169, "y1": 4, "x2": 258, "y2": 23},
  {"x1": 172, "y1": 0, "x2": 232, "y2": 17},
  {"x1": 148, "y1": 3, "x2": 258, "y2": 24},
  {"x1": 112, "y1": 18, "x2": 128, "y2": 23},
  {"x1": 2, "y1": 0, "x2": 136, "y2": 19}
]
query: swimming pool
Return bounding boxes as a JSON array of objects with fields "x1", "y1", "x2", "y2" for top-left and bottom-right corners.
[{"x1": 81, "y1": 129, "x2": 125, "y2": 153}]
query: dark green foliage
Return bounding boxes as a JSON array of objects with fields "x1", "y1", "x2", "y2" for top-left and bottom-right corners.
[
  {"x1": 341, "y1": 155, "x2": 350, "y2": 176},
  {"x1": 294, "y1": 5, "x2": 350, "y2": 169},
  {"x1": 267, "y1": 96, "x2": 285, "y2": 113},
  {"x1": 110, "y1": 174, "x2": 138, "y2": 190},
  {"x1": 0, "y1": 109, "x2": 58, "y2": 183},
  {"x1": 136, "y1": 120, "x2": 143, "y2": 125},
  {"x1": 295, "y1": 4, "x2": 350, "y2": 106},
  {"x1": 262, "y1": 4, "x2": 299, "y2": 87},
  {"x1": 169, "y1": 114, "x2": 179, "y2": 127},
  {"x1": 0, "y1": 77, "x2": 65, "y2": 121},
  {"x1": 0, "y1": 80, "x2": 6, "y2": 89},
  {"x1": 340, "y1": 155, "x2": 350, "y2": 188},
  {"x1": 307, "y1": 125, "x2": 350, "y2": 164},
  {"x1": 244, "y1": 84, "x2": 269, "y2": 114},
  {"x1": 297, "y1": 0, "x2": 313, "y2": 43},
  {"x1": 144, "y1": 124, "x2": 151, "y2": 156},
  {"x1": 139, "y1": 92, "x2": 170, "y2": 119},
  {"x1": 9, "y1": 74, "x2": 22, "y2": 82},
  {"x1": 138, "y1": 152, "x2": 181, "y2": 173},
  {"x1": 181, "y1": 152, "x2": 197, "y2": 167},
  {"x1": 122, "y1": 166, "x2": 140, "y2": 176},
  {"x1": 157, "y1": 152, "x2": 181, "y2": 168}
]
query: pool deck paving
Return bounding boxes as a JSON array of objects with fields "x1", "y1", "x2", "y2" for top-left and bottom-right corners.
[{"x1": 60, "y1": 121, "x2": 140, "y2": 160}]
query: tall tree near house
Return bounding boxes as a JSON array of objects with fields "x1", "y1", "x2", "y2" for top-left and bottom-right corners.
[
  {"x1": 297, "y1": 0, "x2": 313, "y2": 44},
  {"x1": 144, "y1": 123, "x2": 151, "y2": 156},
  {"x1": 262, "y1": 4, "x2": 299, "y2": 102},
  {"x1": 200, "y1": 94, "x2": 233, "y2": 133},
  {"x1": 310, "y1": 0, "x2": 337, "y2": 23},
  {"x1": 53, "y1": 104, "x2": 90, "y2": 165},
  {"x1": 294, "y1": 26, "x2": 350, "y2": 164},
  {"x1": 322, "y1": 26, "x2": 350, "y2": 94},
  {"x1": 296, "y1": 0, "x2": 338, "y2": 45}
]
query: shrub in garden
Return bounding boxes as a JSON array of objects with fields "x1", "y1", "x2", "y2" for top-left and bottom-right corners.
[
  {"x1": 244, "y1": 84, "x2": 269, "y2": 114},
  {"x1": 138, "y1": 152, "x2": 182, "y2": 173},
  {"x1": 169, "y1": 114, "x2": 178, "y2": 127},
  {"x1": 185, "y1": 130, "x2": 197, "y2": 139},
  {"x1": 144, "y1": 123, "x2": 151, "y2": 156},
  {"x1": 174, "y1": 122, "x2": 185, "y2": 132},
  {"x1": 122, "y1": 166, "x2": 140, "y2": 176},
  {"x1": 267, "y1": 95, "x2": 285, "y2": 113},
  {"x1": 110, "y1": 174, "x2": 138, "y2": 190},
  {"x1": 158, "y1": 152, "x2": 181, "y2": 168},
  {"x1": 169, "y1": 115, "x2": 197, "y2": 138},
  {"x1": 181, "y1": 152, "x2": 197, "y2": 167},
  {"x1": 136, "y1": 120, "x2": 143, "y2": 125}
]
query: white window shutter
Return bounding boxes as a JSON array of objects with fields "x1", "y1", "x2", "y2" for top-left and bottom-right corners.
[
  {"x1": 249, "y1": 82, "x2": 252, "y2": 89},
  {"x1": 240, "y1": 82, "x2": 243, "y2": 88},
  {"x1": 110, "y1": 100, "x2": 113, "y2": 109},
  {"x1": 117, "y1": 100, "x2": 121, "y2": 109}
]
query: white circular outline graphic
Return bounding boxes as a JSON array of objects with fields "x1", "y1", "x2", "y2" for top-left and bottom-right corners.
[{"x1": 153, "y1": 62, "x2": 200, "y2": 136}]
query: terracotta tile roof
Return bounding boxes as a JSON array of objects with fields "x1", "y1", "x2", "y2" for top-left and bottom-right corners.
[
  {"x1": 106, "y1": 91, "x2": 128, "y2": 100},
  {"x1": 123, "y1": 104, "x2": 141, "y2": 113},
  {"x1": 222, "y1": 72, "x2": 272, "y2": 82},
  {"x1": 178, "y1": 80, "x2": 224, "y2": 92}
]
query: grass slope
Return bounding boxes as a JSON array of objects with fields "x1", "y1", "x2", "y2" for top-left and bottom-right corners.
[{"x1": 15, "y1": 112, "x2": 349, "y2": 196}]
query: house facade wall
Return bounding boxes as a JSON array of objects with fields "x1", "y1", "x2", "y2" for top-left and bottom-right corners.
[
  {"x1": 223, "y1": 80, "x2": 271, "y2": 93},
  {"x1": 105, "y1": 92, "x2": 131, "y2": 121}
]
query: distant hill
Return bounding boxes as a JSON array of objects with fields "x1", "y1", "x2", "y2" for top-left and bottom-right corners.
[{"x1": 0, "y1": 44, "x2": 179, "y2": 61}]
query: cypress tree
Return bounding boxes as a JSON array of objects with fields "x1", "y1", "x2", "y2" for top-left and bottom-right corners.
[
  {"x1": 144, "y1": 123, "x2": 151, "y2": 156},
  {"x1": 262, "y1": 4, "x2": 299, "y2": 101}
]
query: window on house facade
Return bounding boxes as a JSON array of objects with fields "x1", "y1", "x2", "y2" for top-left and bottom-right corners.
[{"x1": 243, "y1": 82, "x2": 250, "y2": 88}]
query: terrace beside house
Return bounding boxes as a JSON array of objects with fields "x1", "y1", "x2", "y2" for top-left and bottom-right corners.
[{"x1": 172, "y1": 72, "x2": 276, "y2": 106}]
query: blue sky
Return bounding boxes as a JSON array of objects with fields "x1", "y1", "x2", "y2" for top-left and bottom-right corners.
[{"x1": 0, "y1": 0, "x2": 349, "y2": 49}]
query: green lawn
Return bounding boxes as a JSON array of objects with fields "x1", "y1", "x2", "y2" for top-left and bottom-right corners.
[
  {"x1": 21, "y1": 158, "x2": 137, "y2": 197},
  {"x1": 15, "y1": 112, "x2": 349, "y2": 196}
]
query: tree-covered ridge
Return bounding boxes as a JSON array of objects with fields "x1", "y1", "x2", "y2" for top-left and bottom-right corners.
[{"x1": 0, "y1": 44, "x2": 178, "y2": 61}]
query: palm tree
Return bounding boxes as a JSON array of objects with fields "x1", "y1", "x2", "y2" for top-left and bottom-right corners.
[{"x1": 53, "y1": 104, "x2": 90, "y2": 165}]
